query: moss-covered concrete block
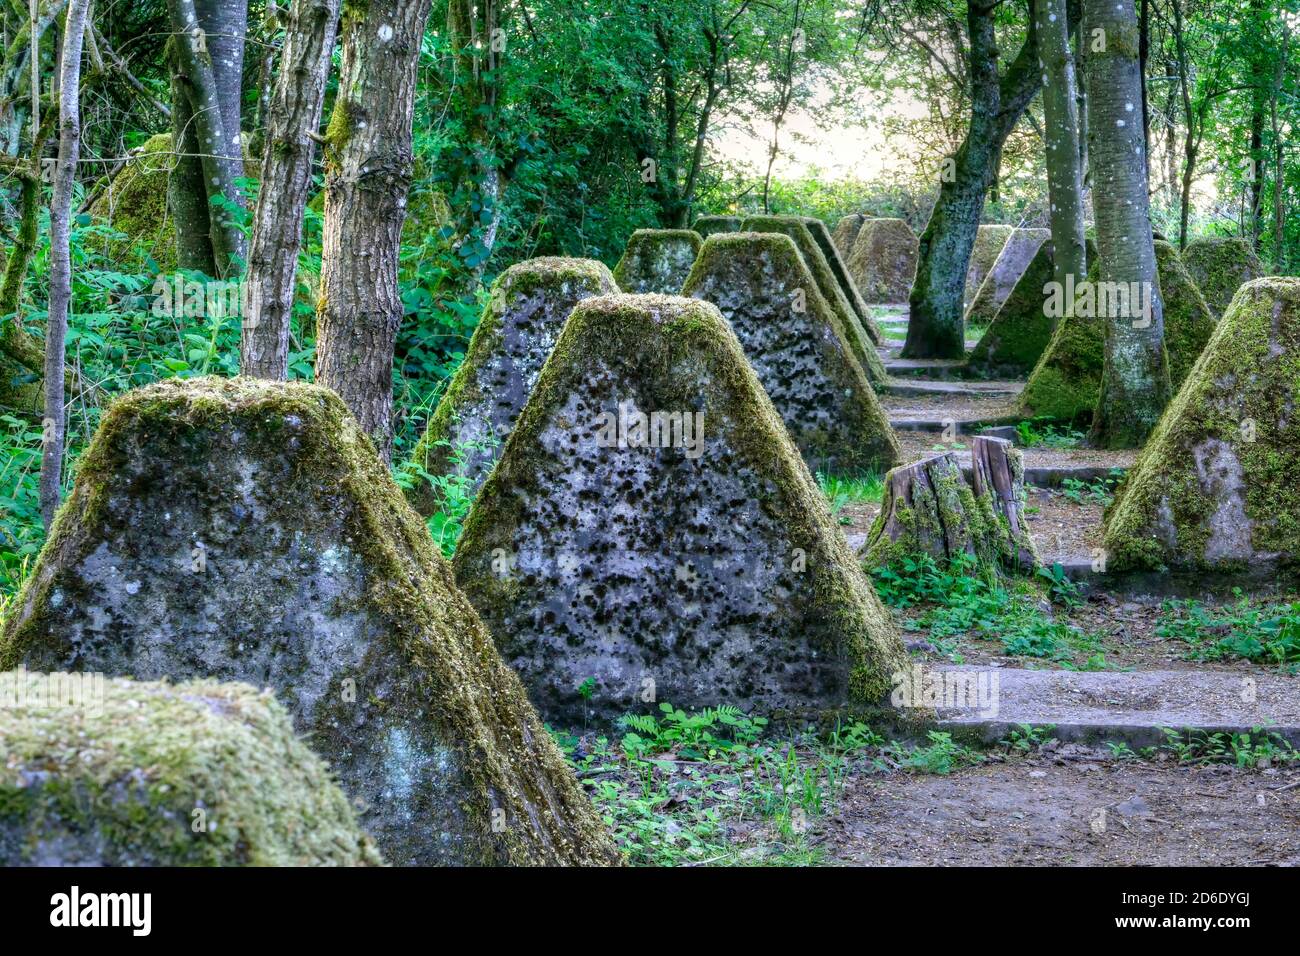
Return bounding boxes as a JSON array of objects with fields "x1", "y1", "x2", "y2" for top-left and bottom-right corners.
[
  {"x1": 85, "y1": 134, "x2": 177, "y2": 271},
  {"x1": 964, "y1": 224, "x2": 1015, "y2": 306},
  {"x1": 1102, "y1": 277, "x2": 1300, "y2": 571},
  {"x1": 613, "y1": 229, "x2": 702, "y2": 293},
  {"x1": 965, "y1": 228, "x2": 1050, "y2": 327},
  {"x1": 740, "y1": 215, "x2": 887, "y2": 380},
  {"x1": 965, "y1": 239, "x2": 1057, "y2": 374},
  {"x1": 682, "y1": 233, "x2": 901, "y2": 474},
  {"x1": 801, "y1": 216, "x2": 886, "y2": 346},
  {"x1": 409, "y1": 257, "x2": 617, "y2": 514},
  {"x1": 1019, "y1": 241, "x2": 1215, "y2": 422},
  {"x1": 846, "y1": 218, "x2": 918, "y2": 303},
  {"x1": 832, "y1": 214, "x2": 871, "y2": 257},
  {"x1": 0, "y1": 672, "x2": 381, "y2": 866},
  {"x1": 1182, "y1": 236, "x2": 1264, "y2": 320},
  {"x1": 453, "y1": 293, "x2": 908, "y2": 724},
  {"x1": 0, "y1": 378, "x2": 619, "y2": 866},
  {"x1": 692, "y1": 215, "x2": 743, "y2": 238}
]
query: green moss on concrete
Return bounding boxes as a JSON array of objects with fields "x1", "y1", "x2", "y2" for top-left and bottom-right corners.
[
  {"x1": 454, "y1": 293, "x2": 909, "y2": 721},
  {"x1": 612, "y1": 229, "x2": 702, "y2": 294},
  {"x1": 740, "y1": 215, "x2": 887, "y2": 381},
  {"x1": 965, "y1": 228, "x2": 1051, "y2": 328},
  {"x1": 692, "y1": 215, "x2": 743, "y2": 238},
  {"x1": 1102, "y1": 278, "x2": 1300, "y2": 571},
  {"x1": 1020, "y1": 243, "x2": 1212, "y2": 423},
  {"x1": 800, "y1": 216, "x2": 886, "y2": 346},
  {"x1": 847, "y1": 218, "x2": 918, "y2": 304},
  {"x1": 832, "y1": 214, "x2": 870, "y2": 258},
  {"x1": 0, "y1": 672, "x2": 382, "y2": 866},
  {"x1": 684, "y1": 232, "x2": 901, "y2": 473},
  {"x1": 1182, "y1": 236, "x2": 1264, "y2": 320},
  {"x1": 964, "y1": 225, "x2": 1014, "y2": 305},
  {"x1": 85, "y1": 134, "x2": 176, "y2": 271},
  {"x1": 409, "y1": 257, "x2": 617, "y2": 514},
  {"x1": 966, "y1": 240, "x2": 1057, "y2": 374},
  {"x1": 0, "y1": 377, "x2": 621, "y2": 866}
]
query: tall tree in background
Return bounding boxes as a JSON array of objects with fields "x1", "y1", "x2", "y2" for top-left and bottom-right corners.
[
  {"x1": 1035, "y1": 0, "x2": 1086, "y2": 295},
  {"x1": 240, "y1": 0, "x2": 342, "y2": 379},
  {"x1": 902, "y1": 0, "x2": 1040, "y2": 360},
  {"x1": 166, "y1": 0, "x2": 249, "y2": 276},
  {"x1": 316, "y1": 0, "x2": 434, "y2": 456},
  {"x1": 1086, "y1": 0, "x2": 1170, "y2": 448},
  {"x1": 40, "y1": 0, "x2": 92, "y2": 528}
]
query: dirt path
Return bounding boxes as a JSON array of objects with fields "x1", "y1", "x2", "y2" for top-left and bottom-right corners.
[{"x1": 821, "y1": 753, "x2": 1300, "y2": 866}]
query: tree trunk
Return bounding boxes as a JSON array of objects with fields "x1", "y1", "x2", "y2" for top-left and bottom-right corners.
[
  {"x1": 1085, "y1": 0, "x2": 1171, "y2": 449},
  {"x1": 166, "y1": 0, "x2": 248, "y2": 276},
  {"x1": 902, "y1": 0, "x2": 1040, "y2": 360},
  {"x1": 240, "y1": 0, "x2": 341, "y2": 379},
  {"x1": 316, "y1": 0, "x2": 433, "y2": 457},
  {"x1": 40, "y1": 0, "x2": 91, "y2": 529},
  {"x1": 1035, "y1": 0, "x2": 1087, "y2": 302}
]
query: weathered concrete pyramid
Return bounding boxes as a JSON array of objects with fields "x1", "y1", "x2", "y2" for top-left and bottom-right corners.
[
  {"x1": 832, "y1": 213, "x2": 871, "y2": 257},
  {"x1": 964, "y1": 224, "x2": 1014, "y2": 306},
  {"x1": 801, "y1": 216, "x2": 886, "y2": 345},
  {"x1": 0, "y1": 672, "x2": 381, "y2": 865},
  {"x1": 847, "y1": 218, "x2": 918, "y2": 303},
  {"x1": 1020, "y1": 240, "x2": 1216, "y2": 422},
  {"x1": 613, "y1": 228, "x2": 702, "y2": 293},
  {"x1": 452, "y1": 294, "x2": 908, "y2": 723},
  {"x1": 967, "y1": 237, "x2": 1097, "y2": 375},
  {"x1": 682, "y1": 233, "x2": 901, "y2": 474},
  {"x1": 692, "y1": 215, "x2": 743, "y2": 238},
  {"x1": 1182, "y1": 236, "x2": 1264, "y2": 320},
  {"x1": 0, "y1": 378, "x2": 619, "y2": 867},
  {"x1": 1103, "y1": 278, "x2": 1300, "y2": 571},
  {"x1": 965, "y1": 228, "x2": 1050, "y2": 327},
  {"x1": 740, "y1": 214, "x2": 887, "y2": 379},
  {"x1": 409, "y1": 257, "x2": 616, "y2": 514}
]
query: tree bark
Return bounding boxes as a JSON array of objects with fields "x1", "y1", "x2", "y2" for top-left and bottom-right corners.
[
  {"x1": 240, "y1": 0, "x2": 341, "y2": 379},
  {"x1": 1085, "y1": 0, "x2": 1170, "y2": 449},
  {"x1": 166, "y1": 0, "x2": 249, "y2": 276},
  {"x1": 1035, "y1": 0, "x2": 1087, "y2": 302},
  {"x1": 316, "y1": 0, "x2": 433, "y2": 457},
  {"x1": 902, "y1": 0, "x2": 1040, "y2": 360},
  {"x1": 40, "y1": 0, "x2": 91, "y2": 529}
]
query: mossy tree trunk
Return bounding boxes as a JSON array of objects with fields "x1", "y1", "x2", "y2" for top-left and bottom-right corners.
[
  {"x1": 903, "y1": 0, "x2": 1040, "y2": 360},
  {"x1": 40, "y1": 0, "x2": 91, "y2": 529},
  {"x1": 1035, "y1": 0, "x2": 1087, "y2": 300},
  {"x1": 240, "y1": 0, "x2": 341, "y2": 379},
  {"x1": 166, "y1": 0, "x2": 248, "y2": 277},
  {"x1": 316, "y1": 0, "x2": 434, "y2": 457},
  {"x1": 1085, "y1": 0, "x2": 1171, "y2": 449}
]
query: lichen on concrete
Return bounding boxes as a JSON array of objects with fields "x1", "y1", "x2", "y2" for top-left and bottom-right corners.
[
  {"x1": 740, "y1": 215, "x2": 887, "y2": 379},
  {"x1": 964, "y1": 225, "x2": 1015, "y2": 306},
  {"x1": 409, "y1": 257, "x2": 617, "y2": 514},
  {"x1": 965, "y1": 228, "x2": 1050, "y2": 328},
  {"x1": 0, "y1": 377, "x2": 620, "y2": 866},
  {"x1": 682, "y1": 232, "x2": 901, "y2": 474},
  {"x1": 1182, "y1": 236, "x2": 1264, "y2": 320},
  {"x1": 846, "y1": 218, "x2": 918, "y2": 304},
  {"x1": 0, "y1": 672, "x2": 382, "y2": 866},
  {"x1": 800, "y1": 216, "x2": 886, "y2": 346},
  {"x1": 612, "y1": 229, "x2": 702, "y2": 294},
  {"x1": 692, "y1": 215, "x2": 743, "y2": 238},
  {"x1": 832, "y1": 214, "x2": 871, "y2": 258},
  {"x1": 1102, "y1": 277, "x2": 1300, "y2": 571},
  {"x1": 452, "y1": 293, "x2": 909, "y2": 725}
]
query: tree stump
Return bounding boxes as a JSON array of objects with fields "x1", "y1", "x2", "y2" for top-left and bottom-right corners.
[{"x1": 863, "y1": 436, "x2": 1037, "y2": 573}]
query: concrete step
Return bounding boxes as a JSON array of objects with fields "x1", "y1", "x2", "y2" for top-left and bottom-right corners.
[
  {"x1": 889, "y1": 413, "x2": 1020, "y2": 434},
  {"x1": 927, "y1": 666, "x2": 1300, "y2": 748},
  {"x1": 884, "y1": 380, "x2": 1023, "y2": 399},
  {"x1": 882, "y1": 358, "x2": 968, "y2": 379},
  {"x1": 1046, "y1": 554, "x2": 1297, "y2": 599}
]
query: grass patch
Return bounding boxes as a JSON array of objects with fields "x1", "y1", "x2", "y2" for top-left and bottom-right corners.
[
  {"x1": 817, "y1": 471, "x2": 885, "y2": 524},
  {"x1": 1156, "y1": 590, "x2": 1300, "y2": 668},
  {"x1": 1014, "y1": 418, "x2": 1086, "y2": 449}
]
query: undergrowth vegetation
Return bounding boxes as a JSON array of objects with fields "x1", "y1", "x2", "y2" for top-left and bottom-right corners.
[{"x1": 1157, "y1": 590, "x2": 1300, "y2": 668}]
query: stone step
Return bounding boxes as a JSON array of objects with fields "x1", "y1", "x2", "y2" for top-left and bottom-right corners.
[
  {"x1": 884, "y1": 380, "x2": 1023, "y2": 399},
  {"x1": 882, "y1": 358, "x2": 968, "y2": 379},
  {"x1": 1046, "y1": 554, "x2": 1297, "y2": 599},
  {"x1": 928, "y1": 666, "x2": 1300, "y2": 748},
  {"x1": 889, "y1": 413, "x2": 1019, "y2": 434}
]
